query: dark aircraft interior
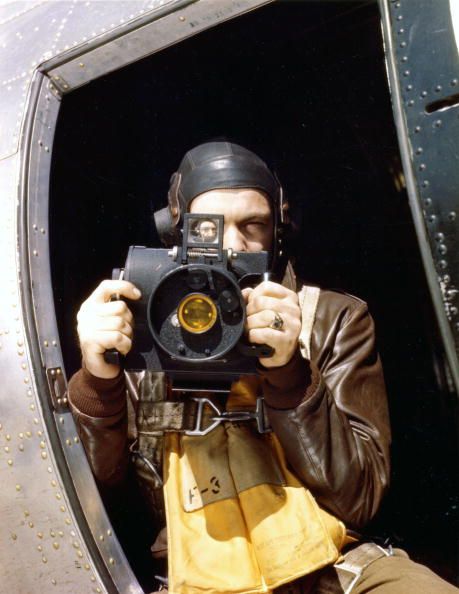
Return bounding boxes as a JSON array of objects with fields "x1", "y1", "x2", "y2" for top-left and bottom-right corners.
[{"x1": 49, "y1": 1, "x2": 458, "y2": 589}]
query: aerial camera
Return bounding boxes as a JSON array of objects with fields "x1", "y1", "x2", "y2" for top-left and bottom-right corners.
[{"x1": 107, "y1": 213, "x2": 273, "y2": 390}]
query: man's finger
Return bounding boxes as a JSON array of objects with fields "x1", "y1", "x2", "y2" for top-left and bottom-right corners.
[
  {"x1": 90, "y1": 280, "x2": 141, "y2": 303},
  {"x1": 247, "y1": 281, "x2": 292, "y2": 301}
]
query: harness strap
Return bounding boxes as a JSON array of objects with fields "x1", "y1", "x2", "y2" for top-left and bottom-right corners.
[
  {"x1": 315, "y1": 542, "x2": 393, "y2": 594},
  {"x1": 137, "y1": 397, "x2": 271, "y2": 436}
]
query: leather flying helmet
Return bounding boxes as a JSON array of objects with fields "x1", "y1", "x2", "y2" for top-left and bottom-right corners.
[{"x1": 154, "y1": 141, "x2": 289, "y2": 275}]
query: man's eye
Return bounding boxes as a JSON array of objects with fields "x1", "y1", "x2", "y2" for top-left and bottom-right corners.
[{"x1": 245, "y1": 222, "x2": 266, "y2": 231}]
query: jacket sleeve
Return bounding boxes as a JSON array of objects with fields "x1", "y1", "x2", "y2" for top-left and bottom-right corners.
[
  {"x1": 67, "y1": 368, "x2": 129, "y2": 487},
  {"x1": 258, "y1": 297, "x2": 391, "y2": 530}
]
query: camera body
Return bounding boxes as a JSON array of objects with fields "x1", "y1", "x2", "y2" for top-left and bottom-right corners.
[{"x1": 115, "y1": 214, "x2": 272, "y2": 389}]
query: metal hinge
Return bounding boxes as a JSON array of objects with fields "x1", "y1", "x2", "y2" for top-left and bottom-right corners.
[{"x1": 46, "y1": 367, "x2": 68, "y2": 411}]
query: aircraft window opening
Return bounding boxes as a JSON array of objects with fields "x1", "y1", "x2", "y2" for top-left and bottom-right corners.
[{"x1": 45, "y1": 1, "x2": 459, "y2": 591}]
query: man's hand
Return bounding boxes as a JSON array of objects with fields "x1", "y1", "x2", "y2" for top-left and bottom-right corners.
[
  {"x1": 242, "y1": 281, "x2": 301, "y2": 368},
  {"x1": 76, "y1": 280, "x2": 141, "y2": 379}
]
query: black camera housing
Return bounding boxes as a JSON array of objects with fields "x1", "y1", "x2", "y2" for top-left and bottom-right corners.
[{"x1": 114, "y1": 214, "x2": 272, "y2": 389}]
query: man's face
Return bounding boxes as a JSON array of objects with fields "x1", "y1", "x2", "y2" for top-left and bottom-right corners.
[
  {"x1": 190, "y1": 188, "x2": 273, "y2": 253},
  {"x1": 198, "y1": 220, "x2": 217, "y2": 241}
]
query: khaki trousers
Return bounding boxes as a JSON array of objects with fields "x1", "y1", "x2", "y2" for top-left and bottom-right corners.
[{"x1": 312, "y1": 544, "x2": 459, "y2": 594}]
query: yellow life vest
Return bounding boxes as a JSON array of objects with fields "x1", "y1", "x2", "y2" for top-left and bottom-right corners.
[{"x1": 163, "y1": 376, "x2": 347, "y2": 594}]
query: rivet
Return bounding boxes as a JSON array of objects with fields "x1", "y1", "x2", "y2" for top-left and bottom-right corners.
[
  {"x1": 406, "y1": 84, "x2": 413, "y2": 91},
  {"x1": 44, "y1": 340, "x2": 49, "y2": 347},
  {"x1": 15, "y1": 484, "x2": 21, "y2": 491},
  {"x1": 415, "y1": 126, "x2": 421, "y2": 133},
  {"x1": 24, "y1": 510, "x2": 30, "y2": 517},
  {"x1": 41, "y1": 451, "x2": 47, "y2": 459},
  {"x1": 50, "y1": 369, "x2": 55, "y2": 376},
  {"x1": 58, "y1": 530, "x2": 64, "y2": 537},
  {"x1": 11, "y1": 533, "x2": 17, "y2": 540},
  {"x1": 84, "y1": 564, "x2": 90, "y2": 570},
  {"x1": 45, "y1": 147, "x2": 49, "y2": 152},
  {"x1": 21, "y1": 363, "x2": 26, "y2": 370},
  {"x1": 416, "y1": 147, "x2": 423, "y2": 155},
  {"x1": 407, "y1": 100, "x2": 414, "y2": 106},
  {"x1": 79, "y1": 62, "x2": 84, "y2": 67},
  {"x1": 99, "y1": 534, "x2": 104, "y2": 541},
  {"x1": 421, "y1": 91, "x2": 427, "y2": 97},
  {"x1": 403, "y1": 70, "x2": 410, "y2": 77},
  {"x1": 439, "y1": 260, "x2": 448, "y2": 269},
  {"x1": 74, "y1": 436, "x2": 79, "y2": 443},
  {"x1": 448, "y1": 211, "x2": 457, "y2": 221},
  {"x1": 428, "y1": 214, "x2": 436, "y2": 223},
  {"x1": 18, "y1": 350, "x2": 24, "y2": 356},
  {"x1": 56, "y1": 493, "x2": 61, "y2": 500},
  {"x1": 63, "y1": 84, "x2": 69, "y2": 89},
  {"x1": 401, "y1": 56, "x2": 408, "y2": 62},
  {"x1": 107, "y1": 529, "x2": 112, "y2": 536},
  {"x1": 39, "y1": 441, "x2": 45, "y2": 449},
  {"x1": 77, "y1": 550, "x2": 83, "y2": 558},
  {"x1": 65, "y1": 518, "x2": 71, "y2": 525},
  {"x1": 66, "y1": 439, "x2": 71, "y2": 446},
  {"x1": 29, "y1": 404, "x2": 35, "y2": 411},
  {"x1": 70, "y1": 530, "x2": 76, "y2": 537},
  {"x1": 398, "y1": 28, "x2": 405, "y2": 34},
  {"x1": 451, "y1": 79, "x2": 458, "y2": 86},
  {"x1": 26, "y1": 431, "x2": 32, "y2": 438},
  {"x1": 25, "y1": 379, "x2": 30, "y2": 385},
  {"x1": 37, "y1": 430, "x2": 43, "y2": 437},
  {"x1": 63, "y1": 398, "x2": 68, "y2": 405},
  {"x1": 17, "y1": 340, "x2": 23, "y2": 347},
  {"x1": 397, "y1": 14, "x2": 403, "y2": 20},
  {"x1": 53, "y1": 542, "x2": 59, "y2": 550},
  {"x1": 40, "y1": 228, "x2": 46, "y2": 234},
  {"x1": 179, "y1": 15, "x2": 186, "y2": 21},
  {"x1": 91, "y1": 577, "x2": 96, "y2": 583},
  {"x1": 19, "y1": 444, "x2": 24, "y2": 451},
  {"x1": 435, "y1": 85, "x2": 442, "y2": 92},
  {"x1": 33, "y1": 418, "x2": 39, "y2": 425},
  {"x1": 28, "y1": 521, "x2": 34, "y2": 528},
  {"x1": 109, "y1": 557, "x2": 115, "y2": 565},
  {"x1": 96, "y1": 588, "x2": 102, "y2": 593},
  {"x1": 73, "y1": 541, "x2": 80, "y2": 549},
  {"x1": 60, "y1": 505, "x2": 65, "y2": 512},
  {"x1": 37, "y1": 545, "x2": 43, "y2": 552},
  {"x1": 400, "y1": 41, "x2": 407, "y2": 48},
  {"x1": 42, "y1": 556, "x2": 47, "y2": 564},
  {"x1": 51, "y1": 579, "x2": 57, "y2": 585},
  {"x1": 438, "y1": 244, "x2": 447, "y2": 255},
  {"x1": 37, "y1": 532, "x2": 43, "y2": 539},
  {"x1": 4, "y1": 446, "x2": 9, "y2": 453},
  {"x1": 52, "y1": 340, "x2": 57, "y2": 346},
  {"x1": 51, "y1": 480, "x2": 57, "y2": 487},
  {"x1": 419, "y1": 164, "x2": 426, "y2": 171},
  {"x1": 59, "y1": 417, "x2": 64, "y2": 424},
  {"x1": 7, "y1": 459, "x2": 13, "y2": 466},
  {"x1": 32, "y1": 250, "x2": 38, "y2": 256},
  {"x1": 6, "y1": 434, "x2": 11, "y2": 441},
  {"x1": 422, "y1": 180, "x2": 429, "y2": 188},
  {"x1": 434, "y1": 120, "x2": 442, "y2": 127},
  {"x1": 435, "y1": 232, "x2": 445, "y2": 242},
  {"x1": 47, "y1": 466, "x2": 52, "y2": 473}
]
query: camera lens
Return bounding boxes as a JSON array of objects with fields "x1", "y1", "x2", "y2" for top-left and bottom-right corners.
[{"x1": 177, "y1": 293, "x2": 217, "y2": 334}]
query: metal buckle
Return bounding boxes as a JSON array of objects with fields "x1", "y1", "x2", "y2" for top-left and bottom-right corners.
[{"x1": 185, "y1": 397, "x2": 271, "y2": 436}]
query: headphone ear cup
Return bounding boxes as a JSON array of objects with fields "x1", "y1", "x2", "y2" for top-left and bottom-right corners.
[{"x1": 153, "y1": 206, "x2": 181, "y2": 247}]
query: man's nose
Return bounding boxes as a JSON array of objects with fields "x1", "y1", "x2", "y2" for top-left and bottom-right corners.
[{"x1": 223, "y1": 225, "x2": 246, "y2": 252}]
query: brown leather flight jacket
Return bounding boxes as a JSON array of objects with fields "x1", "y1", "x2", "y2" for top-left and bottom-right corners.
[{"x1": 68, "y1": 273, "x2": 391, "y2": 534}]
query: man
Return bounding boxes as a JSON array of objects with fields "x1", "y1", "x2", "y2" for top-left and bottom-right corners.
[{"x1": 69, "y1": 142, "x2": 458, "y2": 594}]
